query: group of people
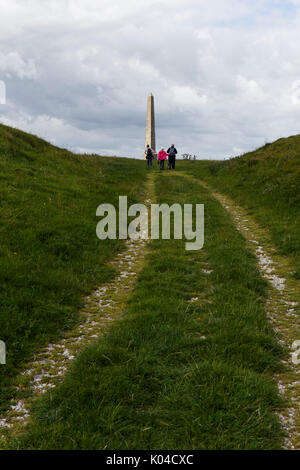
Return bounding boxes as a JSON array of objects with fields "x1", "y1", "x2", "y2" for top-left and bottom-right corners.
[{"x1": 144, "y1": 144, "x2": 178, "y2": 170}]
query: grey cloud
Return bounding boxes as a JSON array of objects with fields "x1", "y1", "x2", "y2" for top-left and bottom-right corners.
[{"x1": 1, "y1": 0, "x2": 300, "y2": 159}]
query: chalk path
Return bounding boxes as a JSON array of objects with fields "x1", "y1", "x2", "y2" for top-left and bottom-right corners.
[
  {"x1": 192, "y1": 177, "x2": 300, "y2": 450},
  {"x1": 2, "y1": 169, "x2": 299, "y2": 449},
  {"x1": 0, "y1": 176, "x2": 154, "y2": 445}
]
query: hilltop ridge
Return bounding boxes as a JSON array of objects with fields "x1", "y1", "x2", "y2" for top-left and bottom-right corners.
[{"x1": 186, "y1": 133, "x2": 300, "y2": 277}]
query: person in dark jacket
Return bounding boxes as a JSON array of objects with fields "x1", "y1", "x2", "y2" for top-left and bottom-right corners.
[
  {"x1": 167, "y1": 144, "x2": 177, "y2": 169},
  {"x1": 144, "y1": 145, "x2": 153, "y2": 167}
]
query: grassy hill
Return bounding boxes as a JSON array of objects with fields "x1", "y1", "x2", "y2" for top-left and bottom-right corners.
[
  {"x1": 184, "y1": 135, "x2": 300, "y2": 278},
  {"x1": 0, "y1": 123, "x2": 147, "y2": 410},
  {"x1": 2, "y1": 126, "x2": 299, "y2": 449},
  {"x1": 8, "y1": 171, "x2": 283, "y2": 450}
]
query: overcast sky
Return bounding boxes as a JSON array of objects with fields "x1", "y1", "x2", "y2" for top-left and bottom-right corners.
[{"x1": 1, "y1": 0, "x2": 300, "y2": 159}]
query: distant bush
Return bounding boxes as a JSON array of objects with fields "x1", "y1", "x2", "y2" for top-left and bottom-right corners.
[{"x1": 182, "y1": 153, "x2": 197, "y2": 161}]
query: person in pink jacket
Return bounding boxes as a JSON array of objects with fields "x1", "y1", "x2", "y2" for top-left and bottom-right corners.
[{"x1": 157, "y1": 148, "x2": 168, "y2": 170}]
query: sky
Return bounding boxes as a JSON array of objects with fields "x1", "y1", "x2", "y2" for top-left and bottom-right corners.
[{"x1": 1, "y1": 0, "x2": 300, "y2": 159}]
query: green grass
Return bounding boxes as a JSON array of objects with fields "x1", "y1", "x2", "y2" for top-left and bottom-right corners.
[
  {"x1": 0, "y1": 123, "x2": 147, "y2": 411},
  {"x1": 182, "y1": 135, "x2": 300, "y2": 277},
  {"x1": 10, "y1": 172, "x2": 284, "y2": 450}
]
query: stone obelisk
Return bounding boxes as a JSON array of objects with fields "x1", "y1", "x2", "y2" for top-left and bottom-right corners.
[{"x1": 145, "y1": 93, "x2": 157, "y2": 159}]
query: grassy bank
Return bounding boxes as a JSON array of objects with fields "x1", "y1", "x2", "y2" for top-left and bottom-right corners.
[
  {"x1": 182, "y1": 135, "x2": 300, "y2": 277},
  {"x1": 0, "y1": 124, "x2": 146, "y2": 411},
  {"x1": 9, "y1": 172, "x2": 284, "y2": 450}
]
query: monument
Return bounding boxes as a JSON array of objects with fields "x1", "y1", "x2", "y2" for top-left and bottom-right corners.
[{"x1": 144, "y1": 93, "x2": 157, "y2": 159}]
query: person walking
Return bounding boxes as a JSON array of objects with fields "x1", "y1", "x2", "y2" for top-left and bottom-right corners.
[
  {"x1": 167, "y1": 144, "x2": 178, "y2": 169},
  {"x1": 144, "y1": 144, "x2": 153, "y2": 167},
  {"x1": 157, "y1": 148, "x2": 168, "y2": 170}
]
